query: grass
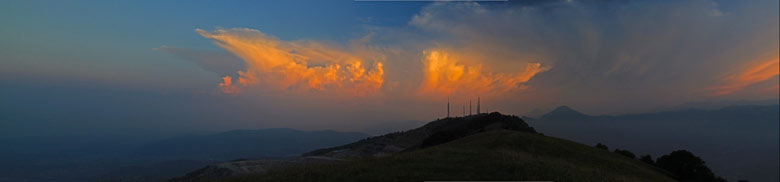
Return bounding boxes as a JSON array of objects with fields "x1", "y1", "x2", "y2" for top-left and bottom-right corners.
[{"x1": 225, "y1": 130, "x2": 673, "y2": 182}]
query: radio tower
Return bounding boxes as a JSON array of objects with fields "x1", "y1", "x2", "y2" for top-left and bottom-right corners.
[
  {"x1": 469, "y1": 100, "x2": 472, "y2": 116},
  {"x1": 477, "y1": 97, "x2": 481, "y2": 114},
  {"x1": 447, "y1": 98, "x2": 450, "y2": 118}
]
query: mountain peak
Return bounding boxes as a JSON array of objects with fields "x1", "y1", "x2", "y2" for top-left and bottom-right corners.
[
  {"x1": 541, "y1": 106, "x2": 589, "y2": 120},
  {"x1": 552, "y1": 105, "x2": 576, "y2": 112}
]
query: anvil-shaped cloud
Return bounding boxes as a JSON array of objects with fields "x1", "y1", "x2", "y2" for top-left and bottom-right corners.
[
  {"x1": 419, "y1": 50, "x2": 548, "y2": 98},
  {"x1": 193, "y1": 28, "x2": 547, "y2": 99},
  {"x1": 196, "y1": 28, "x2": 384, "y2": 96}
]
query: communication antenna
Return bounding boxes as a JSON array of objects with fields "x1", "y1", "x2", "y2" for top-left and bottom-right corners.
[
  {"x1": 447, "y1": 97, "x2": 450, "y2": 118},
  {"x1": 477, "y1": 97, "x2": 481, "y2": 114}
]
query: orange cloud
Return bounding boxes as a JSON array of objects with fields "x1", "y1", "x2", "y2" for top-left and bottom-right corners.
[
  {"x1": 419, "y1": 50, "x2": 548, "y2": 98},
  {"x1": 196, "y1": 28, "x2": 384, "y2": 96},
  {"x1": 710, "y1": 57, "x2": 780, "y2": 96},
  {"x1": 218, "y1": 76, "x2": 241, "y2": 94}
]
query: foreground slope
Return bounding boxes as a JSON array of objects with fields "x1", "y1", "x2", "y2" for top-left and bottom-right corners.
[
  {"x1": 226, "y1": 130, "x2": 673, "y2": 182},
  {"x1": 528, "y1": 104, "x2": 780, "y2": 181}
]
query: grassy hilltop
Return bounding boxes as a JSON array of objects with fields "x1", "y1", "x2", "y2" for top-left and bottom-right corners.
[{"x1": 225, "y1": 130, "x2": 672, "y2": 182}]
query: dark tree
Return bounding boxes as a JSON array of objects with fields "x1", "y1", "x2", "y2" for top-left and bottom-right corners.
[
  {"x1": 595, "y1": 143, "x2": 608, "y2": 150},
  {"x1": 656, "y1": 150, "x2": 723, "y2": 182},
  {"x1": 613, "y1": 149, "x2": 636, "y2": 159},
  {"x1": 640, "y1": 154, "x2": 654, "y2": 165}
]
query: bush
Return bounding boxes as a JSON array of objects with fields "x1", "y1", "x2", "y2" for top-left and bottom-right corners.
[
  {"x1": 639, "y1": 154, "x2": 654, "y2": 165},
  {"x1": 595, "y1": 143, "x2": 608, "y2": 150},
  {"x1": 656, "y1": 150, "x2": 723, "y2": 182},
  {"x1": 613, "y1": 149, "x2": 636, "y2": 159}
]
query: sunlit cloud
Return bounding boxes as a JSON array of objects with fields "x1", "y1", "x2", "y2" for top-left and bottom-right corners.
[
  {"x1": 709, "y1": 58, "x2": 780, "y2": 96},
  {"x1": 403, "y1": 0, "x2": 778, "y2": 112},
  {"x1": 159, "y1": 0, "x2": 777, "y2": 116},
  {"x1": 196, "y1": 28, "x2": 384, "y2": 96},
  {"x1": 218, "y1": 76, "x2": 241, "y2": 94},
  {"x1": 419, "y1": 50, "x2": 548, "y2": 98}
]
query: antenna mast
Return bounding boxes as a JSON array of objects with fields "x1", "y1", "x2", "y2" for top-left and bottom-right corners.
[
  {"x1": 469, "y1": 100, "x2": 472, "y2": 116},
  {"x1": 447, "y1": 98, "x2": 450, "y2": 118},
  {"x1": 477, "y1": 97, "x2": 481, "y2": 114}
]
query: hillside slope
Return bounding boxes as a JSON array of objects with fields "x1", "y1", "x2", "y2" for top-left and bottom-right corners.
[
  {"x1": 172, "y1": 113, "x2": 537, "y2": 181},
  {"x1": 225, "y1": 130, "x2": 673, "y2": 182},
  {"x1": 304, "y1": 112, "x2": 536, "y2": 158},
  {"x1": 528, "y1": 104, "x2": 780, "y2": 181}
]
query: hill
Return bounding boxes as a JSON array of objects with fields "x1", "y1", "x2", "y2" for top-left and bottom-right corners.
[
  {"x1": 173, "y1": 113, "x2": 537, "y2": 181},
  {"x1": 172, "y1": 113, "x2": 674, "y2": 182},
  {"x1": 224, "y1": 130, "x2": 672, "y2": 182},
  {"x1": 303, "y1": 112, "x2": 536, "y2": 158}
]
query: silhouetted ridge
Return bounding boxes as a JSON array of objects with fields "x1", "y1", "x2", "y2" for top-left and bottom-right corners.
[
  {"x1": 223, "y1": 130, "x2": 674, "y2": 181},
  {"x1": 302, "y1": 112, "x2": 536, "y2": 158}
]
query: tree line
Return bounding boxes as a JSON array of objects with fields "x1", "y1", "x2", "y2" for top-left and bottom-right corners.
[{"x1": 594, "y1": 143, "x2": 748, "y2": 182}]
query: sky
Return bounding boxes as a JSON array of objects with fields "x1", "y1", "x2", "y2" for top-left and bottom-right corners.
[{"x1": 1, "y1": 0, "x2": 778, "y2": 137}]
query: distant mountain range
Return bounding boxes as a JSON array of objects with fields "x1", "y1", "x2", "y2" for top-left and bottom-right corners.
[
  {"x1": 356, "y1": 120, "x2": 427, "y2": 136},
  {"x1": 524, "y1": 99, "x2": 780, "y2": 118},
  {"x1": 527, "y1": 104, "x2": 780, "y2": 182},
  {"x1": 663, "y1": 99, "x2": 779, "y2": 111},
  {"x1": 0, "y1": 128, "x2": 368, "y2": 182},
  {"x1": 133, "y1": 128, "x2": 369, "y2": 160}
]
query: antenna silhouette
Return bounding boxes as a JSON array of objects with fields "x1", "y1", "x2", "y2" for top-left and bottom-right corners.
[
  {"x1": 447, "y1": 97, "x2": 450, "y2": 118},
  {"x1": 469, "y1": 100, "x2": 472, "y2": 116},
  {"x1": 477, "y1": 97, "x2": 481, "y2": 114}
]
